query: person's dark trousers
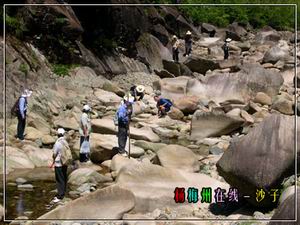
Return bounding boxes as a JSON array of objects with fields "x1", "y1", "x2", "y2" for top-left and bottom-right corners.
[
  {"x1": 17, "y1": 112, "x2": 26, "y2": 140},
  {"x1": 55, "y1": 165, "x2": 68, "y2": 199},
  {"x1": 224, "y1": 50, "x2": 229, "y2": 60},
  {"x1": 118, "y1": 124, "x2": 128, "y2": 153},
  {"x1": 173, "y1": 48, "x2": 179, "y2": 62},
  {"x1": 79, "y1": 136, "x2": 90, "y2": 162}
]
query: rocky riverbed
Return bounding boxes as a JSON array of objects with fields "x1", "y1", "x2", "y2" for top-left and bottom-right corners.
[{"x1": 1, "y1": 2, "x2": 300, "y2": 225}]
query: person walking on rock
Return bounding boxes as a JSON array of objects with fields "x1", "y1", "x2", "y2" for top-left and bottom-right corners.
[
  {"x1": 171, "y1": 35, "x2": 180, "y2": 63},
  {"x1": 223, "y1": 38, "x2": 231, "y2": 60},
  {"x1": 130, "y1": 85, "x2": 145, "y2": 102},
  {"x1": 52, "y1": 128, "x2": 72, "y2": 203},
  {"x1": 116, "y1": 95, "x2": 134, "y2": 157},
  {"x1": 154, "y1": 93, "x2": 173, "y2": 118},
  {"x1": 184, "y1": 30, "x2": 192, "y2": 57},
  {"x1": 79, "y1": 104, "x2": 92, "y2": 163},
  {"x1": 15, "y1": 89, "x2": 32, "y2": 140}
]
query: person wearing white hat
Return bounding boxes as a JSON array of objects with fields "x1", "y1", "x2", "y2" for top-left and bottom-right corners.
[
  {"x1": 52, "y1": 128, "x2": 70, "y2": 203},
  {"x1": 79, "y1": 104, "x2": 92, "y2": 162},
  {"x1": 15, "y1": 89, "x2": 32, "y2": 140},
  {"x1": 184, "y1": 30, "x2": 193, "y2": 57},
  {"x1": 171, "y1": 35, "x2": 180, "y2": 62},
  {"x1": 223, "y1": 38, "x2": 232, "y2": 60},
  {"x1": 130, "y1": 85, "x2": 145, "y2": 102}
]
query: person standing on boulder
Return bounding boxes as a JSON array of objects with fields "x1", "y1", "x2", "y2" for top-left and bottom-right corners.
[
  {"x1": 154, "y1": 93, "x2": 173, "y2": 118},
  {"x1": 130, "y1": 85, "x2": 145, "y2": 102},
  {"x1": 184, "y1": 30, "x2": 192, "y2": 57},
  {"x1": 171, "y1": 35, "x2": 180, "y2": 63},
  {"x1": 15, "y1": 89, "x2": 32, "y2": 140},
  {"x1": 79, "y1": 105, "x2": 92, "y2": 163},
  {"x1": 52, "y1": 128, "x2": 71, "y2": 203},
  {"x1": 223, "y1": 38, "x2": 231, "y2": 60},
  {"x1": 116, "y1": 95, "x2": 134, "y2": 157}
]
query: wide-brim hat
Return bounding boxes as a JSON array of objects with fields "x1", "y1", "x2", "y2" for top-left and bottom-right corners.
[
  {"x1": 225, "y1": 38, "x2": 232, "y2": 42},
  {"x1": 22, "y1": 89, "x2": 32, "y2": 97},
  {"x1": 186, "y1": 30, "x2": 192, "y2": 35},
  {"x1": 83, "y1": 104, "x2": 91, "y2": 111},
  {"x1": 136, "y1": 85, "x2": 145, "y2": 93},
  {"x1": 172, "y1": 35, "x2": 177, "y2": 40}
]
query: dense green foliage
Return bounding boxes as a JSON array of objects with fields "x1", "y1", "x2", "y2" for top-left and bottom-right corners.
[
  {"x1": 5, "y1": 14, "x2": 28, "y2": 39},
  {"x1": 179, "y1": 0, "x2": 297, "y2": 30},
  {"x1": 52, "y1": 64, "x2": 79, "y2": 77}
]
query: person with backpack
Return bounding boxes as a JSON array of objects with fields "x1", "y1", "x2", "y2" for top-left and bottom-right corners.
[
  {"x1": 79, "y1": 105, "x2": 92, "y2": 163},
  {"x1": 184, "y1": 30, "x2": 193, "y2": 57},
  {"x1": 13, "y1": 89, "x2": 32, "y2": 140},
  {"x1": 222, "y1": 38, "x2": 231, "y2": 60},
  {"x1": 116, "y1": 95, "x2": 134, "y2": 157},
  {"x1": 154, "y1": 93, "x2": 173, "y2": 118},
  {"x1": 130, "y1": 85, "x2": 145, "y2": 102},
  {"x1": 52, "y1": 128, "x2": 72, "y2": 203}
]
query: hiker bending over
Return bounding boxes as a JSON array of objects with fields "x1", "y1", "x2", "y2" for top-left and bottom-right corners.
[
  {"x1": 79, "y1": 104, "x2": 91, "y2": 163},
  {"x1": 52, "y1": 128, "x2": 72, "y2": 203},
  {"x1": 184, "y1": 30, "x2": 192, "y2": 57},
  {"x1": 13, "y1": 89, "x2": 32, "y2": 140},
  {"x1": 171, "y1": 35, "x2": 180, "y2": 63},
  {"x1": 154, "y1": 94, "x2": 173, "y2": 118},
  {"x1": 130, "y1": 85, "x2": 145, "y2": 102},
  {"x1": 222, "y1": 38, "x2": 231, "y2": 60},
  {"x1": 116, "y1": 95, "x2": 134, "y2": 157}
]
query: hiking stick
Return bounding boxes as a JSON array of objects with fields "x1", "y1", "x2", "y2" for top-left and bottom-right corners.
[{"x1": 128, "y1": 125, "x2": 131, "y2": 159}]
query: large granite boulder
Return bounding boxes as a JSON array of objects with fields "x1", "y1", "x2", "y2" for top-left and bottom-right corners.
[
  {"x1": 91, "y1": 118, "x2": 160, "y2": 143},
  {"x1": 116, "y1": 161, "x2": 229, "y2": 213},
  {"x1": 217, "y1": 114, "x2": 299, "y2": 206},
  {"x1": 38, "y1": 185, "x2": 135, "y2": 219},
  {"x1": 157, "y1": 145, "x2": 199, "y2": 172},
  {"x1": 190, "y1": 110, "x2": 244, "y2": 140},
  {"x1": 269, "y1": 189, "x2": 299, "y2": 223}
]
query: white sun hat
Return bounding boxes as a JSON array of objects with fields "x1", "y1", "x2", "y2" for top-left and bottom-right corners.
[
  {"x1": 83, "y1": 104, "x2": 91, "y2": 111},
  {"x1": 186, "y1": 30, "x2": 192, "y2": 35},
  {"x1": 22, "y1": 89, "x2": 32, "y2": 97},
  {"x1": 136, "y1": 85, "x2": 145, "y2": 93},
  {"x1": 225, "y1": 38, "x2": 232, "y2": 42},
  {"x1": 172, "y1": 35, "x2": 177, "y2": 40},
  {"x1": 57, "y1": 128, "x2": 66, "y2": 135}
]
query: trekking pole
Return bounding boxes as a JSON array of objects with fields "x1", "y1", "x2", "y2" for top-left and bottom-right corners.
[{"x1": 128, "y1": 125, "x2": 131, "y2": 159}]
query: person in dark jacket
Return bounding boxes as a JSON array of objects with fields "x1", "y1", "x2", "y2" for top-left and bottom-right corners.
[
  {"x1": 16, "y1": 89, "x2": 32, "y2": 140},
  {"x1": 130, "y1": 85, "x2": 145, "y2": 102},
  {"x1": 223, "y1": 38, "x2": 231, "y2": 60},
  {"x1": 184, "y1": 30, "x2": 192, "y2": 57},
  {"x1": 154, "y1": 94, "x2": 173, "y2": 118}
]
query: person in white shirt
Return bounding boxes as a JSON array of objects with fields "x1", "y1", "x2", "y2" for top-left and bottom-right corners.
[
  {"x1": 79, "y1": 105, "x2": 92, "y2": 162},
  {"x1": 52, "y1": 128, "x2": 69, "y2": 203}
]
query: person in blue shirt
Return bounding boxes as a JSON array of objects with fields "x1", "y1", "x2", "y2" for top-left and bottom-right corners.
[
  {"x1": 16, "y1": 89, "x2": 32, "y2": 140},
  {"x1": 116, "y1": 95, "x2": 134, "y2": 156},
  {"x1": 154, "y1": 93, "x2": 173, "y2": 118}
]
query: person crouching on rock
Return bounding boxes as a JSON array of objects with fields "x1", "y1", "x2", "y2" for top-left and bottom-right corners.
[
  {"x1": 116, "y1": 94, "x2": 134, "y2": 157},
  {"x1": 171, "y1": 35, "x2": 180, "y2": 63},
  {"x1": 154, "y1": 93, "x2": 173, "y2": 118},
  {"x1": 130, "y1": 85, "x2": 145, "y2": 102},
  {"x1": 184, "y1": 30, "x2": 192, "y2": 57},
  {"x1": 222, "y1": 38, "x2": 231, "y2": 60},
  {"x1": 79, "y1": 104, "x2": 92, "y2": 163},
  {"x1": 52, "y1": 128, "x2": 72, "y2": 203}
]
